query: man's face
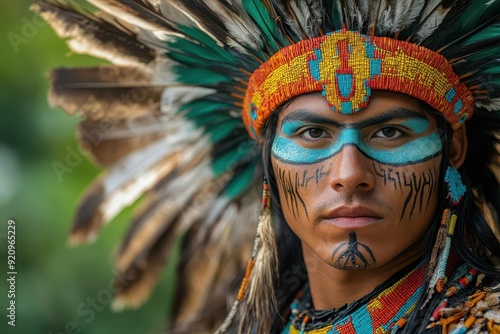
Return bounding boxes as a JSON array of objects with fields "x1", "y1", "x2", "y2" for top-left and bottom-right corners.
[{"x1": 271, "y1": 91, "x2": 442, "y2": 270}]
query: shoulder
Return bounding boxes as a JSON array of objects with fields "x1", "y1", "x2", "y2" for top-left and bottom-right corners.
[{"x1": 424, "y1": 274, "x2": 500, "y2": 333}]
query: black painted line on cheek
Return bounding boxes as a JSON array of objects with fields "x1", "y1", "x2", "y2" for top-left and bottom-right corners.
[
  {"x1": 425, "y1": 166, "x2": 437, "y2": 210},
  {"x1": 401, "y1": 172, "x2": 414, "y2": 221},
  {"x1": 315, "y1": 163, "x2": 331, "y2": 185},
  {"x1": 276, "y1": 165, "x2": 309, "y2": 220},
  {"x1": 387, "y1": 168, "x2": 397, "y2": 190},
  {"x1": 373, "y1": 162, "x2": 388, "y2": 187},
  {"x1": 372, "y1": 162, "x2": 417, "y2": 221},
  {"x1": 373, "y1": 160, "x2": 438, "y2": 222},
  {"x1": 410, "y1": 172, "x2": 423, "y2": 217},
  {"x1": 293, "y1": 171, "x2": 309, "y2": 219},
  {"x1": 419, "y1": 171, "x2": 431, "y2": 213},
  {"x1": 277, "y1": 166, "x2": 294, "y2": 218},
  {"x1": 395, "y1": 171, "x2": 403, "y2": 193},
  {"x1": 400, "y1": 168, "x2": 438, "y2": 222},
  {"x1": 287, "y1": 170, "x2": 299, "y2": 217},
  {"x1": 300, "y1": 169, "x2": 315, "y2": 188},
  {"x1": 301, "y1": 170, "x2": 307, "y2": 188}
]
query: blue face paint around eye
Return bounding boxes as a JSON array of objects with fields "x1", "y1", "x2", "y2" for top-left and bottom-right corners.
[
  {"x1": 281, "y1": 120, "x2": 307, "y2": 136},
  {"x1": 272, "y1": 119, "x2": 442, "y2": 165},
  {"x1": 400, "y1": 119, "x2": 430, "y2": 134}
]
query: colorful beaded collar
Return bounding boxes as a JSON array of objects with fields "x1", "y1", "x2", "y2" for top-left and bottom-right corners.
[
  {"x1": 243, "y1": 30, "x2": 474, "y2": 139},
  {"x1": 282, "y1": 261, "x2": 426, "y2": 333}
]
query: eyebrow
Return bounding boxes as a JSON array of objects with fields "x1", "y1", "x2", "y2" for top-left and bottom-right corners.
[{"x1": 281, "y1": 107, "x2": 427, "y2": 129}]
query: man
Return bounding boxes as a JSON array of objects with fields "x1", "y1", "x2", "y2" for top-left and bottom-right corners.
[{"x1": 35, "y1": 0, "x2": 500, "y2": 333}]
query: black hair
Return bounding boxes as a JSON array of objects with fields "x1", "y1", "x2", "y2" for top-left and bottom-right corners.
[
  {"x1": 260, "y1": 102, "x2": 500, "y2": 333},
  {"x1": 458, "y1": 108, "x2": 500, "y2": 270},
  {"x1": 261, "y1": 104, "x2": 308, "y2": 332}
]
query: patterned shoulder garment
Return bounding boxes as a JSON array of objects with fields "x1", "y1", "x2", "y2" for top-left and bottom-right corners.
[{"x1": 282, "y1": 261, "x2": 500, "y2": 334}]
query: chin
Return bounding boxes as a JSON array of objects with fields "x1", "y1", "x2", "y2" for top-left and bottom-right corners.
[{"x1": 330, "y1": 262, "x2": 377, "y2": 270}]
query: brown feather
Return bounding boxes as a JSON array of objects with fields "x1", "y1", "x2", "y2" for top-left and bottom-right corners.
[
  {"x1": 32, "y1": 0, "x2": 156, "y2": 66},
  {"x1": 69, "y1": 147, "x2": 191, "y2": 244},
  {"x1": 77, "y1": 116, "x2": 167, "y2": 166},
  {"x1": 116, "y1": 161, "x2": 215, "y2": 273},
  {"x1": 170, "y1": 219, "x2": 252, "y2": 333},
  {"x1": 172, "y1": 194, "x2": 257, "y2": 333},
  {"x1": 87, "y1": 0, "x2": 178, "y2": 32},
  {"x1": 170, "y1": 240, "x2": 246, "y2": 334},
  {"x1": 69, "y1": 181, "x2": 105, "y2": 245},
  {"x1": 111, "y1": 211, "x2": 182, "y2": 311},
  {"x1": 168, "y1": 0, "x2": 231, "y2": 45},
  {"x1": 115, "y1": 179, "x2": 183, "y2": 272},
  {"x1": 50, "y1": 66, "x2": 162, "y2": 120}
]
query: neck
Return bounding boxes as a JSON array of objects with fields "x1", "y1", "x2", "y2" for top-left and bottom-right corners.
[{"x1": 302, "y1": 241, "x2": 424, "y2": 310}]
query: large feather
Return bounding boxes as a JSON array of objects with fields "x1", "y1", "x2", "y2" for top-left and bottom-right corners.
[
  {"x1": 70, "y1": 122, "x2": 207, "y2": 244},
  {"x1": 49, "y1": 66, "x2": 162, "y2": 120},
  {"x1": 199, "y1": 0, "x2": 263, "y2": 52},
  {"x1": 171, "y1": 193, "x2": 257, "y2": 333},
  {"x1": 322, "y1": 0, "x2": 343, "y2": 31},
  {"x1": 86, "y1": 0, "x2": 176, "y2": 33},
  {"x1": 77, "y1": 116, "x2": 167, "y2": 166},
  {"x1": 273, "y1": 0, "x2": 324, "y2": 41},
  {"x1": 386, "y1": 0, "x2": 426, "y2": 34},
  {"x1": 111, "y1": 165, "x2": 215, "y2": 310},
  {"x1": 116, "y1": 162, "x2": 214, "y2": 272},
  {"x1": 32, "y1": 0, "x2": 156, "y2": 66},
  {"x1": 242, "y1": 0, "x2": 287, "y2": 53},
  {"x1": 413, "y1": 0, "x2": 455, "y2": 43}
]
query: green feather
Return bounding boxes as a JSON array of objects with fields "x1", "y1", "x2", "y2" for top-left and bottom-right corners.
[
  {"x1": 211, "y1": 134, "x2": 257, "y2": 177},
  {"x1": 173, "y1": 66, "x2": 231, "y2": 85},
  {"x1": 181, "y1": 101, "x2": 241, "y2": 143},
  {"x1": 212, "y1": 150, "x2": 241, "y2": 176},
  {"x1": 242, "y1": 0, "x2": 287, "y2": 52},
  {"x1": 179, "y1": 23, "x2": 265, "y2": 66},
  {"x1": 169, "y1": 51, "x2": 216, "y2": 67},
  {"x1": 485, "y1": 67, "x2": 500, "y2": 74},
  {"x1": 464, "y1": 25, "x2": 500, "y2": 44},
  {"x1": 178, "y1": 25, "x2": 219, "y2": 48},
  {"x1": 168, "y1": 34, "x2": 239, "y2": 65},
  {"x1": 192, "y1": 115, "x2": 232, "y2": 126},
  {"x1": 223, "y1": 164, "x2": 256, "y2": 198},
  {"x1": 182, "y1": 101, "x2": 231, "y2": 117},
  {"x1": 458, "y1": 1, "x2": 500, "y2": 32},
  {"x1": 207, "y1": 119, "x2": 241, "y2": 143},
  {"x1": 430, "y1": 1, "x2": 500, "y2": 49},
  {"x1": 467, "y1": 47, "x2": 500, "y2": 61},
  {"x1": 323, "y1": 1, "x2": 343, "y2": 31}
]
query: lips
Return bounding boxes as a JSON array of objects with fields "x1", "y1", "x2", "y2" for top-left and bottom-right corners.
[{"x1": 324, "y1": 206, "x2": 383, "y2": 229}]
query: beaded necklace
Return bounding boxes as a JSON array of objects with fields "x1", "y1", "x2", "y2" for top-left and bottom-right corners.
[{"x1": 281, "y1": 260, "x2": 425, "y2": 334}]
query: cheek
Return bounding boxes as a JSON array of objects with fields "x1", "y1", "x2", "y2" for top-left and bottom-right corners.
[
  {"x1": 273, "y1": 162, "x2": 310, "y2": 221},
  {"x1": 372, "y1": 158, "x2": 441, "y2": 222},
  {"x1": 271, "y1": 159, "x2": 332, "y2": 224}
]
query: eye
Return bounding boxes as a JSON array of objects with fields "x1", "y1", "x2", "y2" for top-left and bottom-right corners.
[
  {"x1": 373, "y1": 127, "x2": 403, "y2": 139},
  {"x1": 300, "y1": 127, "x2": 328, "y2": 140}
]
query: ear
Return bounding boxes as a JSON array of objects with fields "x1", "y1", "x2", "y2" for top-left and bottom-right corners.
[{"x1": 449, "y1": 124, "x2": 468, "y2": 168}]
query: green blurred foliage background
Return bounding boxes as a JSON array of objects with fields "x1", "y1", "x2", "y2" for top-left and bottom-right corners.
[{"x1": 1, "y1": 1, "x2": 175, "y2": 333}]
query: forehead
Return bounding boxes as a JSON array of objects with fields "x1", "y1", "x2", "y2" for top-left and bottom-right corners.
[{"x1": 280, "y1": 91, "x2": 427, "y2": 123}]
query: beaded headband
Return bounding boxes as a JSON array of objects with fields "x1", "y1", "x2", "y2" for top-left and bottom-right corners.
[{"x1": 243, "y1": 30, "x2": 474, "y2": 139}]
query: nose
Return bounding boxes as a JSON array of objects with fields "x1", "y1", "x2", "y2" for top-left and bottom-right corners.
[{"x1": 329, "y1": 145, "x2": 375, "y2": 193}]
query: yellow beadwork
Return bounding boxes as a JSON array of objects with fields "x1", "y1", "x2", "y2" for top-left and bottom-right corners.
[{"x1": 243, "y1": 30, "x2": 474, "y2": 139}]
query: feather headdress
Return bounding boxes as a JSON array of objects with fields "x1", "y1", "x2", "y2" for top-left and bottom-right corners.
[{"x1": 32, "y1": 0, "x2": 500, "y2": 333}]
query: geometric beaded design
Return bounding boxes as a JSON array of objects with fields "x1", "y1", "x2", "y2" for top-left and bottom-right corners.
[
  {"x1": 243, "y1": 30, "x2": 474, "y2": 139},
  {"x1": 282, "y1": 262, "x2": 426, "y2": 333}
]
